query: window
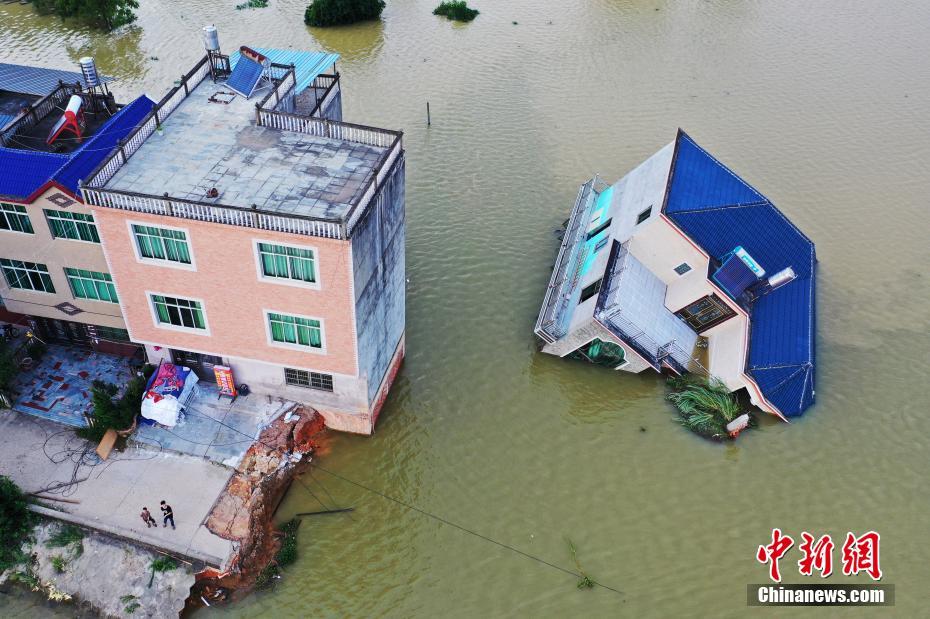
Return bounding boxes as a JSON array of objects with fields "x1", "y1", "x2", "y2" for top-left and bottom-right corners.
[
  {"x1": 0, "y1": 258, "x2": 54, "y2": 293},
  {"x1": 151, "y1": 294, "x2": 206, "y2": 330},
  {"x1": 0, "y1": 203, "x2": 34, "y2": 234},
  {"x1": 673, "y1": 262, "x2": 692, "y2": 276},
  {"x1": 586, "y1": 218, "x2": 612, "y2": 241},
  {"x1": 89, "y1": 325, "x2": 131, "y2": 342},
  {"x1": 594, "y1": 237, "x2": 610, "y2": 254},
  {"x1": 579, "y1": 278, "x2": 602, "y2": 303},
  {"x1": 268, "y1": 312, "x2": 323, "y2": 349},
  {"x1": 284, "y1": 368, "x2": 334, "y2": 392},
  {"x1": 45, "y1": 210, "x2": 100, "y2": 242},
  {"x1": 65, "y1": 268, "x2": 118, "y2": 303},
  {"x1": 636, "y1": 206, "x2": 652, "y2": 225},
  {"x1": 257, "y1": 242, "x2": 316, "y2": 284},
  {"x1": 132, "y1": 225, "x2": 191, "y2": 265},
  {"x1": 675, "y1": 294, "x2": 736, "y2": 332}
]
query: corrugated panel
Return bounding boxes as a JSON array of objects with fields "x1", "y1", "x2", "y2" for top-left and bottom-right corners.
[
  {"x1": 0, "y1": 147, "x2": 67, "y2": 200},
  {"x1": 54, "y1": 95, "x2": 156, "y2": 192},
  {"x1": 0, "y1": 62, "x2": 113, "y2": 97},
  {"x1": 713, "y1": 252, "x2": 759, "y2": 299},
  {"x1": 0, "y1": 114, "x2": 15, "y2": 130},
  {"x1": 229, "y1": 48, "x2": 339, "y2": 94},
  {"x1": 664, "y1": 130, "x2": 817, "y2": 417}
]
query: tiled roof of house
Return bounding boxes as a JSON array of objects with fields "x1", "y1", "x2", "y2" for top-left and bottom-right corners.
[
  {"x1": 664, "y1": 130, "x2": 817, "y2": 417},
  {"x1": 0, "y1": 94, "x2": 155, "y2": 202}
]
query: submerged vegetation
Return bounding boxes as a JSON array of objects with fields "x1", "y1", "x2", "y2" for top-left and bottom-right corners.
[
  {"x1": 33, "y1": 0, "x2": 139, "y2": 31},
  {"x1": 304, "y1": 0, "x2": 385, "y2": 27},
  {"x1": 236, "y1": 0, "x2": 269, "y2": 9},
  {"x1": 433, "y1": 1, "x2": 479, "y2": 22},
  {"x1": 566, "y1": 538, "x2": 595, "y2": 590},
  {"x1": 667, "y1": 375, "x2": 751, "y2": 440},
  {"x1": 256, "y1": 519, "x2": 301, "y2": 590}
]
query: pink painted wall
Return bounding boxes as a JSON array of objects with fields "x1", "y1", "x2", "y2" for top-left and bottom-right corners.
[{"x1": 92, "y1": 209, "x2": 358, "y2": 376}]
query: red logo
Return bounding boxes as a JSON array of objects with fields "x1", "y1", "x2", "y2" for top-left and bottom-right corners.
[
  {"x1": 841, "y1": 531, "x2": 882, "y2": 581},
  {"x1": 756, "y1": 528, "x2": 794, "y2": 583},
  {"x1": 758, "y1": 530, "x2": 881, "y2": 582}
]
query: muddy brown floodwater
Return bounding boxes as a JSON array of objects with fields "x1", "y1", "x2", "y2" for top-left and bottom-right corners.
[{"x1": 2, "y1": 0, "x2": 929, "y2": 617}]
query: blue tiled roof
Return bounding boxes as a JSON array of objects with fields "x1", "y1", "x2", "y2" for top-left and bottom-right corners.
[
  {"x1": 0, "y1": 94, "x2": 154, "y2": 201},
  {"x1": 664, "y1": 131, "x2": 816, "y2": 417}
]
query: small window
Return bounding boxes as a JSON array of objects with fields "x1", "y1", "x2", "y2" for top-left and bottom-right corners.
[
  {"x1": 594, "y1": 237, "x2": 610, "y2": 254},
  {"x1": 151, "y1": 294, "x2": 206, "y2": 330},
  {"x1": 284, "y1": 368, "x2": 334, "y2": 392},
  {"x1": 257, "y1": 242, "x2": 316, "y2": 284},
  {"x1": 0, "y1": 258, "x2": 54, "y2": 293},
  {"x1": 0, "y1": 203, "x2": 34, "y2": 234},
  {"x1": 673, "y1": 262, "x2": 692, "y2": 276},
  {"x1": 586, "y1": 218, "x2": 612, "y2": 241},
  {"x1": 65, "y1": 268, "x2": 118, "y2": 303},
  {"x1": 579, "y1": 278, "x2": 602, "y2": 303},
  {"x1": 636, "y1": 206, "x2": 652, "y2": 225},
  {"x1": 268, "y1": 312, "x2": 323, "y2": 349},
  {"x1": 45, "y1": 210, "x2": 99, "y2": 242},
  {"x1": 133, "y1": 225, "x2": 192, "y2": 265}
]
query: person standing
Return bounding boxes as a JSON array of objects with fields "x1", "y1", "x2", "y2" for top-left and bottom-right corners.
[
  {"x1": 160, "y1": 500, "x2": 175, "y2": 529},
  {"x1": 140, "y1": 507, "x2": 157, "y2": 528}
]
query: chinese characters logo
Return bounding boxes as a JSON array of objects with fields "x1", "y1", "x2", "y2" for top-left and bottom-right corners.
[{"x1": 756, "y1": 529, "x2": 881, "y2": 582}]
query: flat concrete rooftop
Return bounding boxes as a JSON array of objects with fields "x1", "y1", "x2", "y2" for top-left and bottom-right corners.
[{"x1": 107, "y1": 78, "x2": 386, "y2": 220}]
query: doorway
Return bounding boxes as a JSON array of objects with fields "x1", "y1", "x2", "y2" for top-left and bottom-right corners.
[{"x1": 170, "y1": 349, "x2": 223, "y2": 382}]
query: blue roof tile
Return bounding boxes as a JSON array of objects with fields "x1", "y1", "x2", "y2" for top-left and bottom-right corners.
[{"x1": 664, "y1": 130, "x2": 817, "y2": 417}]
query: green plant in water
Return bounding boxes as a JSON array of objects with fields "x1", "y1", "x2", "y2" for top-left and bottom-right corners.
[
  {"x1": 274, "y1": 519, "x2": 300, "y2": 566},
  {"x1": 304, "y1": 0, "x2": 385, "y2": 27},
  {"x1": 236, "y1": 0, "x2": 268, "y2": 9},
  {"x1": 566, "y1": 538, "x2": 595, "y2": 590},
  {"x1": 119, "y1": 594, "x2": 137, "y2": 604},
  {"x1": 666, "y1": 376, "x2": 746, "y2": 440},
  {"x1": 124, "y1": 600, "x2": 141, "y2": 614},
  {"x1": 433, "y1": 0, "x2": 479, "y2": 22},
  {"x1": 50, "y1": 555, "x2": 67, "y2": 573},
  {"x1": 151, "y1": 556, "x2": 178, "y2": 572}
]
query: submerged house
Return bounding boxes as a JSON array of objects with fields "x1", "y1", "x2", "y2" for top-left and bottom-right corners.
[{"x1": 535, "y1": 131, "x2": 816, "y2": 419}]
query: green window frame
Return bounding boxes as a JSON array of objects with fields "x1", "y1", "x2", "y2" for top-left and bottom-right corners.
[
  {"x1": 45, "y1": 209, "x2": 100, "y2": 243},
  {"x1": 151, "y1": 294, "x2": 206, "y2": 330},
  {"x1": 0, "y1": 258, "x2": 54, "y2": 293},
  {"x1": 65, "y1": 268, "x2": 118, "y2": 303},
  {"x1": 132, "y1": 225, "x2": 192, "y2": 265},
  {"x1": 268, "y1": 312, "x2": 323, "y2": 349},
  {"x1": 0, "y1": 203, "x2": 34, "y2": 234},
  {"x1": 257, "y1": 242, "x2": 316, "y2": 284},
  {"x1": 90, "y1": 325, "x2": 130, "y2": 342}
]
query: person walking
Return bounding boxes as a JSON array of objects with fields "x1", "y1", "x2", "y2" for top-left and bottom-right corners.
[
  {"x1": 160, "y1": 500, "x2": 175, "y2": 529},
  {"x1": 140, "y1": 507, "x2": 157, "y2": 528}
]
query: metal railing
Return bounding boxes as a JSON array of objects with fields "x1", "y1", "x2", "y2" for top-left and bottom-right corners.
[
  {"x1": 0, "y1": 82, "x2": 80, "y2": 147},
  {"x1": 307, "y1": 74, "x2": 340, "y2": 117},
  {"x1": 534, "y1": 179, "x2": 598, "y2": 343}
]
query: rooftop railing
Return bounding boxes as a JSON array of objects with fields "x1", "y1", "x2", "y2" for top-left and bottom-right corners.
[
  {"x1": 0, "y1": 81, "x2": 80, "y2": 147},
  {"x1": 80, "y1": 54, "x2": 403, "y2": 241}
]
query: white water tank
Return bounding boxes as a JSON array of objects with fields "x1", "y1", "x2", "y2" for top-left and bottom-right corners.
[
  {"x1": 202, "y1": 25, "x2": 220, "y2": 52},
  {"x1": 768, "y1": 267, "x2": 797, "y2": 290},
  {"x1": 78, "y1": 57, "x2": 100, "y2": 87}
]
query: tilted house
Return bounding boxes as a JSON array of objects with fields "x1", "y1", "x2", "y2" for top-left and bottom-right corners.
[{"x1": 535, "y1": 130, "x2": 816, "y2": 419}]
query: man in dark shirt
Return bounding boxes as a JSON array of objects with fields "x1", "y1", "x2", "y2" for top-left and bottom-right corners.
[{"x1": 160, "y1": 500, "x2": 175, "y2": 529}]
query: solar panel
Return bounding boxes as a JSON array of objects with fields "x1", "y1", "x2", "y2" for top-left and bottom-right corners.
[
  {"x1": 226, "y1": 56, "x2": 264, "y2": 98},
  {"x1": 713, "y1": 252, "x2": 759, "y2": 299}
]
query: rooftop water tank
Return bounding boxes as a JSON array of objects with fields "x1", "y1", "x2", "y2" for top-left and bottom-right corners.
[
  {"x1": 202, "y1": 25, "x2": 220, "y2": 52},
  {"x1": 78, "y1": 57, "x2": 100, "y2": 88},
  {"x1": 767, "y1": 267, "x2": 797, "y2": 290}
]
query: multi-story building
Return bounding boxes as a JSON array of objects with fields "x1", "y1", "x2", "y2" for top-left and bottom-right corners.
[
  {"x1": 78, "y1": 38, "x2": 405, "y2": 434},
  {"x1": 0, "y1": 61, "x2": 154, "y2": 356},
  {"x1": 535, "y1": 130, "x2": 816, "y2": 419}
]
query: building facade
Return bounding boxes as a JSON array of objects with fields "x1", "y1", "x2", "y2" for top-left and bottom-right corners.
[
  {"x1": 536, "y1": 130, "x2": 816, "y2": 419},
  {"x1": 79, "y1": 44, "x2": 405, "y2": 434}
]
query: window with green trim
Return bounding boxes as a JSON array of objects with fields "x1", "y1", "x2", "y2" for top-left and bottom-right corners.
[
  {"x1": 0, "y1": 203, "x2": 34, "y2": 234},
  {"x1": 268, "y1": 312, "x2": 323, "y2": 349},
  {"x1": 0, "y1": 258, "x2": 54, "y2": 292},
  {"x1": 45, "y1": 209, "x2": 99, "y2": 242},
  {"x1": 151, "y1": 294, "x2": 206, "y2": 330},
  {"x1": 257, "y1": 243, "x2": 316, "y2": 284},
  {"x1": 90, "y1": 325, "x2": 130, "y2": 342},
  {"x1": 132, "y1": 225, "x2": 191, "y2": 265},
  {"x1": 65, "y1": 268, "x2": 118, "y2": 303}
]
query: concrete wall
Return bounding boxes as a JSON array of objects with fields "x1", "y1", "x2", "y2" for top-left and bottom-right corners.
[
  {"x1": 351, "y1": 155, "x2": 406, "y2": 406},
  {"x1": 541, "y1": 317, "x2": 652, "y2": 374},
  {"x1": 93, "y1": 209, "x2": 359, "y2": 376},
  {"x1": 0, "y1": 187, "x2": 127, "y2": 329}
]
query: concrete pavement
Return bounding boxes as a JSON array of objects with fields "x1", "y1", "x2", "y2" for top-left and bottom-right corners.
[{"x1": 0, "y1": 410, "x2": 235, "y2": 568}]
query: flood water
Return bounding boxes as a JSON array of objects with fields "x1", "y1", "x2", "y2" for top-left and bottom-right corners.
[{"x1": 2, "y1": 0, "x2": 929, "y2": 617}]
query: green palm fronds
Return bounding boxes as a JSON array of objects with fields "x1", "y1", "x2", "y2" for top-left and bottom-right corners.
[{"x1": 666, "y1": 375, "x2": 746, "y2": 439}]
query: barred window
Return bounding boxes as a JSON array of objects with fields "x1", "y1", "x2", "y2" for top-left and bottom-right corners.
[
  {"x1": 0, "y1": 258, "x2": 54, "y2": 292},
  {"x1": 133, "y1": 225, "x2": 191, "y2": 264},
  {"x1": 0, "y1": 203, "x2": 34, "y2": 234},
  {"x1": 151, "y1": 294, "x2": 206, "y2": 330},
  {"x1": 257, "y1": 242, "x2": 316, "y2": 284},
  {"x1": 45, "y1": 210, "x2": 99, "y2": 242},
  {"x1": 268, "y1": 312, "x2": 323, "y2": 349},
  {"x1": 284, "y1": 368, "x2": 334, "y2": 392},
  {"x1": 65, "y1": 268, "x2": 118, "y2": 303},
  {"x1": 89, "y1": 325, "x2": 131, "y2": 342}
]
